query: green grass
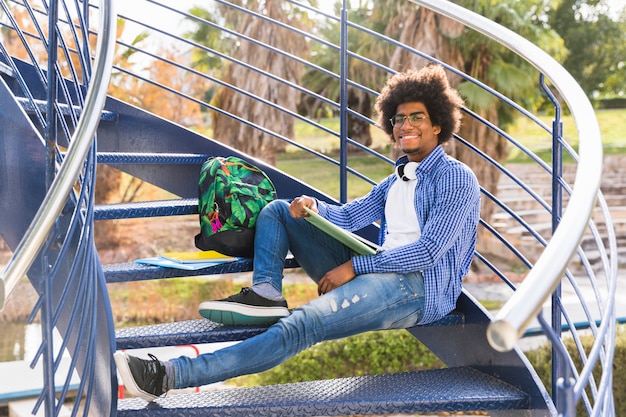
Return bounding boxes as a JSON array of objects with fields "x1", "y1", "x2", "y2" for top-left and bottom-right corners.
[
  {"x1": 277, "y1": 154, "x2": 394, "y2": 199},
  {"x1": 504, "y1": 108, "x2": 625, "y2": 162},
  {"x1": 288, "y1": 118, "x2": 390, "y2": 154},
  {"x1": 277, "y1": 118, "x2": 393, "y2": 199}
]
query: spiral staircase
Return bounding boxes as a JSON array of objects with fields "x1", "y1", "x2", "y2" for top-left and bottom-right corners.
[{"x1": 0, "y1": 0, "x2": 617, "y2": 416}]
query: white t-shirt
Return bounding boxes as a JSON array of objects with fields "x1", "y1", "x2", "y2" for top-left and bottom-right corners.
[{"x1": 382, "y1": 162, "x2": 421, "y2": 250}]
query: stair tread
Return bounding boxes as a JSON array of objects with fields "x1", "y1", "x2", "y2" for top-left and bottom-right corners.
[
  {"x1": 97, "y1": 152, "x2": 210, "y2": 165},
  {"x1": 116, "y1": 366, "x2": 528, "y2": 416},
  {"x1": 94, "y1": 198, "x2": 198, "y2": 220},
  {"x1": 115, "y1": 312, "x2": 463, "y2": 350},
  {"x1": 104, "y1": 258, "x2": 299, "y2": 283},
  {"x1": 116, "y1": 319, "x2": 269, "y2": 349},
  {"x1": 16, "y1": 96, "x2": 118, "y2": 121}
]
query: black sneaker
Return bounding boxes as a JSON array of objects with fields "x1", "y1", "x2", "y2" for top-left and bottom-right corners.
[
  {"x1": 199, "y1": 287, "x2": 289, "y2": 326},
  {"x1": 114, "y1": 352, "x2": 166, "y2": 402}
]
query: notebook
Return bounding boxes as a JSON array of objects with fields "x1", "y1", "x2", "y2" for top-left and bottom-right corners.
[
  {"x1": 135, "y1": 250, "x2": 240, "y2": 270},
  {"x1": 303, "y1": 207, "x2": 379, "y2": 255},
  {"x1": 159, "y1": 250, "x2": 240, "y2": 264}
]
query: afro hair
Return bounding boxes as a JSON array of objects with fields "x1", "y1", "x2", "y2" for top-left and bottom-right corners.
[{"x1": 375, "y1": 64, "x2": 464, "y2": 144}]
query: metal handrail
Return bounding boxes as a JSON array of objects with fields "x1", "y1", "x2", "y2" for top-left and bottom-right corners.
[
  {"x1": 0, "y1": 0, "x2": 117, "y2": 310},
  {"x1": 411, "y1": 0, "x2": 604, "y2": 351}
]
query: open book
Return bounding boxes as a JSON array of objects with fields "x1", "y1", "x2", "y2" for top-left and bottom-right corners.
[{"x1": 303, "y1": 207, "x2": 380, "y2": 255}]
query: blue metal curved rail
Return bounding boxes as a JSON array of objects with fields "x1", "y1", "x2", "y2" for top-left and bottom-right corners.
[{"x1": 0, "y1": 0, "x2": 617, "y2": 416}]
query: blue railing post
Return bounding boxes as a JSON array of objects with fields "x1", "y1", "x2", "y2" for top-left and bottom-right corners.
[
  {"x1": 43, "y1": 2, "x2": 60, "y2": 415},
  {"x1": 45, "y1": 0, "x2": 59, "y2": 190},
  {"x1": 338, "y1": 0, "x2": 349, "y2": 203},
  {"x1": 81, "y1": 0, "x2": 92, "y2": 80},
  {"x1": 557, "y1": 375, "x2": 576, "y2": 416},
  {"x1": 40, "y1": 255, "x2": 56, "y2": 417},
  {"x1": 541, "y1": 74, "x2": 567, "y2": 410}
]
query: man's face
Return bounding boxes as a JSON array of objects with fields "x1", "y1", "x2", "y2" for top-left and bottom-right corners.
[{"x1": 392, "y1": 101, "x2": 441, "y2": 162}]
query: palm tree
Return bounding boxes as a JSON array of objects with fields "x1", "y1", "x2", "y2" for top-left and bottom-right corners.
[
  {"x1": 207, "y1": 0, "x2": 311, "y2": 166},
  {"x1": 300, "y1": 1, "x2": 398, "y2": 152},
  {"x1": 381, "y1": 0, "x2": 465, "y2": 161}
]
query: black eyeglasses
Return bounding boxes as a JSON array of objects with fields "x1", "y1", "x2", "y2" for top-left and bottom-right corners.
[{"x1": 390, "y1": 112, "x2": 429, "y2": 128}]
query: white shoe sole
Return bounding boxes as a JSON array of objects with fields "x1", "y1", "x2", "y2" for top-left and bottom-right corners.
[
  {"x1": 198, "y1": 301, "x2": 290, "y2": 317},
  {"x1": 198, "y1": 301, "x2": 290, "y2": 325},
  {"x1": 114, "y1": 352, "x2": 159, "y2": 402}
]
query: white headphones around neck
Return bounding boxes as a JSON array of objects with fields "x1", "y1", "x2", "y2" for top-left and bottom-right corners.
[{"x1": 396, "y1": 162, "x2": 418, "y2": 181}]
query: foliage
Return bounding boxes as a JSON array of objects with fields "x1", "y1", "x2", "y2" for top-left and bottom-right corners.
[
  {"x1": 185, "y1": 1, "x2": 314, "y2": 165},
  {"x1": 548, "y1": 0, "x2": 626, "y2": 99},
  {"x1": 525, "y1": 325, "x2": 626, "y2": 416},
  {"x1": 108, "y1": 277, "x2": 241, "y2": 327},
  {"x1": 229, "y1": 329, "x2": 444, "y2": 387},
  {"x1": 110, "y1": 44, "x2": 209, "y2": 128},
  {"x1": 455, "y1": 0, "x2": 566, "y2": 124}
]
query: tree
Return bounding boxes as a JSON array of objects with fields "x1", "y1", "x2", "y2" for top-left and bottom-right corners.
[
  {"x1": 549, "y1": 0, "x2": 626, "y2": 98},
  {"x1": 299, "y1": 0, "x2": 396, "y2": 152},
  {"x1": 188, "y1": 1, "x2": 311, "y2": 166}
]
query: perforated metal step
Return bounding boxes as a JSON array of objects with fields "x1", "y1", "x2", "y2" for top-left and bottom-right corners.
[
  {"x1": 97, "y1": 152, "x2": 209, "y2": 165},
  {"x1": 16, "y1": 96, "x2": 118, "y2": 121},
  {"x1": 94, "y1": 198, "x2": 198, "y2": 220},
  {"x1": 116, "y1": 366, "x2": 528, "y2": 416},
  {"x1": 116, "y1": 319, "x2": 267, "y2": 349},
  {"x1": 115, "y1": 311, "x2": 463, "y2": 350},
  {"x1": 103, "y1": 258, "x2": 300, "y2": 283}
]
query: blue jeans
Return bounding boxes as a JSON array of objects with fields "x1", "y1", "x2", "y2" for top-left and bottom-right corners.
[{"x1": 171, "y1": 200, "x2": 425, "y2": 389}]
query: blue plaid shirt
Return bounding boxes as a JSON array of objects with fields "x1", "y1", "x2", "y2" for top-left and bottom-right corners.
[{"x1": 317, "y1": 146, "x2": 480, "y2": 324}]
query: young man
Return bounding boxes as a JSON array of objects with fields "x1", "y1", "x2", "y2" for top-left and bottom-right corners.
[{"x1": 115, "y1": 64, "x2": 481, "y2": 401}]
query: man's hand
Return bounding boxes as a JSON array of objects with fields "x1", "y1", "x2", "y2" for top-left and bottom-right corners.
[
  {"x1": 318, "y1": 261, "x2": 356, "y2": 295},
  {"x1": 289, "y1": 195, "x2": 317, "y2": 218}
]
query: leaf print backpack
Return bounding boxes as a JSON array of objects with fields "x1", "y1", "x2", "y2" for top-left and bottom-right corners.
[{"x1": 195, "y1": 156, "x2": 277, "y2": 257}]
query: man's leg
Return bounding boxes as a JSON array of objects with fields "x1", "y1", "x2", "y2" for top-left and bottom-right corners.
[
  {"x1": 175, "y1": 270, "x2": 425, "y2": 389},
  {"x1": 199, "y1": 199, "x2": 352, "y2": 325},
  {"x1": 116, "y1": 270, "x2": 424, "y2": 399}
]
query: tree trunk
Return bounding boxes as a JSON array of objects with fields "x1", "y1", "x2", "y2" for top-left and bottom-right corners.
[
  {"x1": 385, "y1": 4, "x2": 509, "y2": 260},
  {"x1": 455, "y1": 108, "x2": 508, "y2": 223},
  {"x1": 212, "y1": 0, "x2": 309, "y2": 166},
  {"x1": 347, "y1": 88, "x2": 373, "y2": 152}
]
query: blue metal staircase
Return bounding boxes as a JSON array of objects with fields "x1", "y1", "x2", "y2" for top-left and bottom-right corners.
[
  {"x1": 115, "y1": 367, "x2": 529, "y2": 417},
  {"x1": 0, "y1": 0, "x2": 617, "y2": 416}
]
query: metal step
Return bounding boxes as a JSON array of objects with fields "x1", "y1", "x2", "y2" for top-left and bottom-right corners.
[
  {"x1": 94, "y1": 198, "x2": 198, "y2": 220},
  {"x1": 116, "y1": 366, "x2": 528, "y2": 416},
  {"x1": 16, "y1": 96, "x2": 118, "y2": 121},
  {"x1": 115, "y1": 311, "x2": 464, "y2": 350},
  {"x1": 103, "y1": 258, "x2": 300, "y2": 283},
  {"x1": 97, "y1": 152, "x2": 210, "y2": 165},
  {"x1": 116, "y1": 319, "x2": 269, "y2": 349}
]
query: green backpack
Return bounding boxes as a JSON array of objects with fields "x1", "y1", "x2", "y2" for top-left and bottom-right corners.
[{"x1": 195, "y1": 156, "x2": 277, "y2": 257}]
